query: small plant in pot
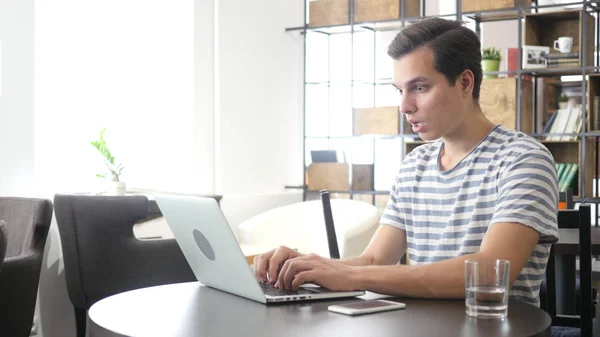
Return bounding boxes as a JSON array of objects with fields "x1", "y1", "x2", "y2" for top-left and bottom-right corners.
[
  {"x1": 91, "y1": 128, "x2": 126, "y2": 195},
  {"x1": 558, "y1": 94, "x2": 569, "y2": 109},
  {"x1": 482, "y1": 47, "x2": 502, "y2": 79}
]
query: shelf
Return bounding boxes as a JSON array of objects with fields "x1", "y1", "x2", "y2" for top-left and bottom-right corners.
[
  {"x1": 297, "y1": 1, "x2": 600, "y2": 205},
  {"x1": 521, "y1": 67, "x2": 590, "y2": 77},
  {"x1": 285, "y1": 3, "x2": 593, "y2": 32},
  {"x1": 305, "y1": 79, "x2": 393, "y2": 86},
  {"x1": 482, "y1": 67, "x2": 600, "y2": 78},
  {"x1": 576, "y1": 197, "x2": 600, "y2": 204},
  {"x1": 463, "y1": 8, "x2": 521, "y2": 23},
  {"x1": 540, "y1": 139, "x2": 581, "y2": 144},
  {"x1": 542, "y1": 140, "x2": 595, "y2": 197}
]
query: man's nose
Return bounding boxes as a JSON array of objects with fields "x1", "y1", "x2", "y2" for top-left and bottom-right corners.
[{"x1": 399, "y1": 95, "x2": 416, "y2": 115}]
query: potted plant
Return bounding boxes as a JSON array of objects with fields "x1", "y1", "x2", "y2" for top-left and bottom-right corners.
[
  {"x1": 558, "y1": 94, "x2": 569, "y2": 109},
  {"x1": 482, "y1": 47, "x2": 502, "y2": 79},
  {"x1": 91, "y1": 128, "x2": 126, "y2": 195}
]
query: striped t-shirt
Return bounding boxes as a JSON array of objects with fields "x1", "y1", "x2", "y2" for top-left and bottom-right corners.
[{"x1": 381, "y1": 125, "x2": 559, "y2": 306}]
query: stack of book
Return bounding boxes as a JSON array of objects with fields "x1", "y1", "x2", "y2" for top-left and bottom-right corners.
[
  {"x1": 592, "y1": 95, "x2": 600, "y2": 131},
  {"x1": 543, "y1": 107, "x2": 583, "y2": 141},
  {"x1": 556, "y1": 162, "x2": 579, "y2": 193},
  {"x1": 547, "y1": 52, "x2": 579, "y2": 68}
]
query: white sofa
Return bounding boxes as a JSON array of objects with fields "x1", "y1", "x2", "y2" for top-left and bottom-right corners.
[{"x1": 237, "y1": 199, "x2": 381, "y2": 258}]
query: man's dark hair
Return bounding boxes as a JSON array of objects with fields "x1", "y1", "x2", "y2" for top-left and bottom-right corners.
[{"x1": 388, "y1": 18, "x2": 482, "y2": 101}]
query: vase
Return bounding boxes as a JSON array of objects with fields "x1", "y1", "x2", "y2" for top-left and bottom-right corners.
[
  {"x1": 106, "y1": 181, "x2": 126, "y2": 196},
  {"x1": 558, "y1": 102, "x2": 568, "y2": 109},
  {"x1": 482, "y1": 60, "x2": 500, "y2": 79}
]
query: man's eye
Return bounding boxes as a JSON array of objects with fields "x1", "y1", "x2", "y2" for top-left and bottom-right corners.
[
  {"x1": 395, "y1": 88, "x2": 403, "y2": 95},
  {"x1": 415, "y1": 85, "x2": 426, "y2": 92}
]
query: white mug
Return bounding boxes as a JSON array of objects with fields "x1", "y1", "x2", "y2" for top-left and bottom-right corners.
[{"x1": 553, "y1": 37, "x2": 573, "y2": 53}]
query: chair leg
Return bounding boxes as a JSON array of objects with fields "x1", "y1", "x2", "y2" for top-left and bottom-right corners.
[{"x1": 74, "y1": 306, "x2": 87, "y2": 337}]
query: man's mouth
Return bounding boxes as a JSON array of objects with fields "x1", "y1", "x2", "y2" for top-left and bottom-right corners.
[{"x1": 411, "y1": 121, "x2": 425, "y2": 132}]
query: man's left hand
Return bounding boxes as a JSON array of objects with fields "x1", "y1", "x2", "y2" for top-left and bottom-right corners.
[{"x1": 274, "y1": 253, "x2": 360, "y2": 291}]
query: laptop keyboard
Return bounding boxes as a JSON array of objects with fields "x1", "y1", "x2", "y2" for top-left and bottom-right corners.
[{"x1": 259, "y1": 282, "x2": 315, "y2": 296}]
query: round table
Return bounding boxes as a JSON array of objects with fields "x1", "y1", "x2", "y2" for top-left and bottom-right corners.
[{"x1": 89, "y1": 282, "x2": 551, "y2": 337}]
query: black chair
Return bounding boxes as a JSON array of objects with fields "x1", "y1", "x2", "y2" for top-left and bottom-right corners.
[
  {"x1": 0, "y1": 220, "x2": 6, "y2": 273},
  {"x1": 54, "y1": 194, "x2": 197, "y2": 337},
  {"x1": 544, "y1": 204, "x2": 594, "y2": 337},
  {"x1": 0, "y1": 197, "x2": 53, "y2": 337}
]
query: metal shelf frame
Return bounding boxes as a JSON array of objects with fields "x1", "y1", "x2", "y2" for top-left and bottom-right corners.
[{"x1": 287, "y1": 0, "x2": 600, "y2": 219}]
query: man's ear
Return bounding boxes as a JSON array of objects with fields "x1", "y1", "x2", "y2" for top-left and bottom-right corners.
[{"x1": 459, "y1": 69, "x2": 475, "y2": 98}]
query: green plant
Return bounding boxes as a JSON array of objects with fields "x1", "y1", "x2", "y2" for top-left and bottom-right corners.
[
  {"x1": 558, "y1": 94, "x2": 569, "y2": 102},
  {"x1": 91, "y1": 128, "x2": 124, "y2": 182},
  {"x1": 482, "y1": 47, "x2": 502, "y2": 61}
]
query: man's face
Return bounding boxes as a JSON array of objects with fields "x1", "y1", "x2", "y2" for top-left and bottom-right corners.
[{"x1": 392, "y1": 47, "x2": 467, "y2": 141}]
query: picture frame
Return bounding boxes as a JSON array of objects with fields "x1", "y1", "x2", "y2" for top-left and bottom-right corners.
[{"x1": 522, "y1": 45, "x2": 550, "y2": 69}]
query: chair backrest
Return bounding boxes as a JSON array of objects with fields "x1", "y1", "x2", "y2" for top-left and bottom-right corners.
[
  {"x1": 54, "y1": 194, "x2": 196, "y2": 309},
  {"x1": 0, "y1": 197, "x2": 53, "y2": 337},
  {"x1": 0, "y1": 197, "x2": 53, "y2": 258},
  {"x1": 0, "y1": 220, "x2": 6, "y2": 272},
  {"x1": 545, "y1": 204, "x2": 593, "y2": 337},
  {"x1": 320, "y1": 190, "x2": 340, "y2": 259}
]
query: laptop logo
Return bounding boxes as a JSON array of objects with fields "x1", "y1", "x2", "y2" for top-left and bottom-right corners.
[{"x1": 193, "y1": 229, "x2": 215, "y2": 261}]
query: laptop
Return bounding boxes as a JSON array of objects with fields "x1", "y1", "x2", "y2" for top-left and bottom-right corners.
[
  {"x1": 311, "y1": 150, "x2": 338, "y2": 163},
  {"x1": 155, "y1": 194, "x2": 365, "y2": 304}
]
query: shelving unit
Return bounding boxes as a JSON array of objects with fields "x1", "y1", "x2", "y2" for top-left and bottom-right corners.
[{"x1": 286, "y1": 0, "x2": 600, "y2": 214}]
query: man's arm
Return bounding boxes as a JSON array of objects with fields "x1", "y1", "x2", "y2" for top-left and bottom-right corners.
[
  {"x1": 337, "y1": 224, "x2": 408, "y2": 267},
  {"x1": 349, "y1": 222, "x2": 540, "y2": 298}
]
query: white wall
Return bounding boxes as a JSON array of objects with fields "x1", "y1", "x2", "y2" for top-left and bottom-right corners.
[
  {"x1": 480, "y1": 21, "x2": 519, "y2": 72},
  {"x1": 34, "y1": 0, "x2": 198, "y2": 195},
  {"x1": 194, "y1": 0, "x2": 216, "y2": 194},
  {"x1": 216, "y1": 0, "x2": 304, "y2": 196},
  {"x1": 0, "y1": 0, "x2": 35, "y2": 197},
  {"x1": 29, "y1": 2, "x2": 305, "y2": 336}
]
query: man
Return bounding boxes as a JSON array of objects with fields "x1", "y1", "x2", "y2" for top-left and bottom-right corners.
[{"x1": 254, "y1": 18, "x2": 558, "y2": 307}]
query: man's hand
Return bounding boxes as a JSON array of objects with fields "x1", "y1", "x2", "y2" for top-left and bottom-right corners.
[
  {"x1": 253, "y1": 246, "x2": 303, "y2": 284},
  {"x1": 275, "y1": 253, "x2": 359, "y2": 291}
]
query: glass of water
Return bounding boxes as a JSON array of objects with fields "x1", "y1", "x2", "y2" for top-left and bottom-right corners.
[{"x1": 465, "y1": 259, "x2": 510, "y2": 319}]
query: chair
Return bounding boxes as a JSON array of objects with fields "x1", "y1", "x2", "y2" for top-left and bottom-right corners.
[
  {"x1": 544, "y1": 204, "x2": 594, "y2": 337},
  {"x1": 0, "y1": 197, "x2": 53, "y2": 337},
  {"x1": 237, "y1": 198, "x2": 380, "y2": 258},
  {"x1": 54, "y1": 194, "x2": 197, "y2": 337},
  {"x1": 0, "y1": 220, "x2": 6, "y2": 272}
]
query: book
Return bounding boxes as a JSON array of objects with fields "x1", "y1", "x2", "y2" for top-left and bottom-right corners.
[
  {"x1": 560, "y1": 163, "x2": 579, "y2": 193},
  {"x1": 547, "y1": 52, "x2": 579, "y2": 59},
  {"x1": 556, "y1": 163, "x2": 566, "y2": 182},
  {"x1": 506, "y1": 48, "x2": 532, "y2": 80},
  {"x1": 594, "y1": 96, "x2": 600, "y2": 131},
  {"x1": 547, "y1": 108, "x2": 570, "y2": 141},
  {"x1": 542, "y1": 112, "x2": 557, "y2": 134},
  {"x1": 558, "y1": 163, "x2": 572, "y2": 191},
  {"x1": 547, "y1": 58, "x2": 580, "y2": 64},
  {"x1": 561, "y1": 108, "x2": 581, "y2": 141}
]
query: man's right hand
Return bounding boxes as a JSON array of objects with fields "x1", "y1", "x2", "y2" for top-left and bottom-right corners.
[{"x1": 253, "y1": 246, "x2": 303, "y2": 284}]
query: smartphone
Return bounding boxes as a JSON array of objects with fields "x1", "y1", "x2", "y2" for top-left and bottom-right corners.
[{"x1": 328, "y1": 299, "x2": 406, "y2": 316}]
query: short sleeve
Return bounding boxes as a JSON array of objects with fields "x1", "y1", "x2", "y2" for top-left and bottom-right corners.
[
  {"x1": 490, "y1": 149, "x2": 559, "y2": 242},
  {"x1": 380, "y1": 178, "x2": 406, "y2": 231}
]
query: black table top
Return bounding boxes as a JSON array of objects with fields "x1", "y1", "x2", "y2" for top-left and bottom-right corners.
[{"x1": 88, "y1": 282, "x2": 551, "y2": 337}]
